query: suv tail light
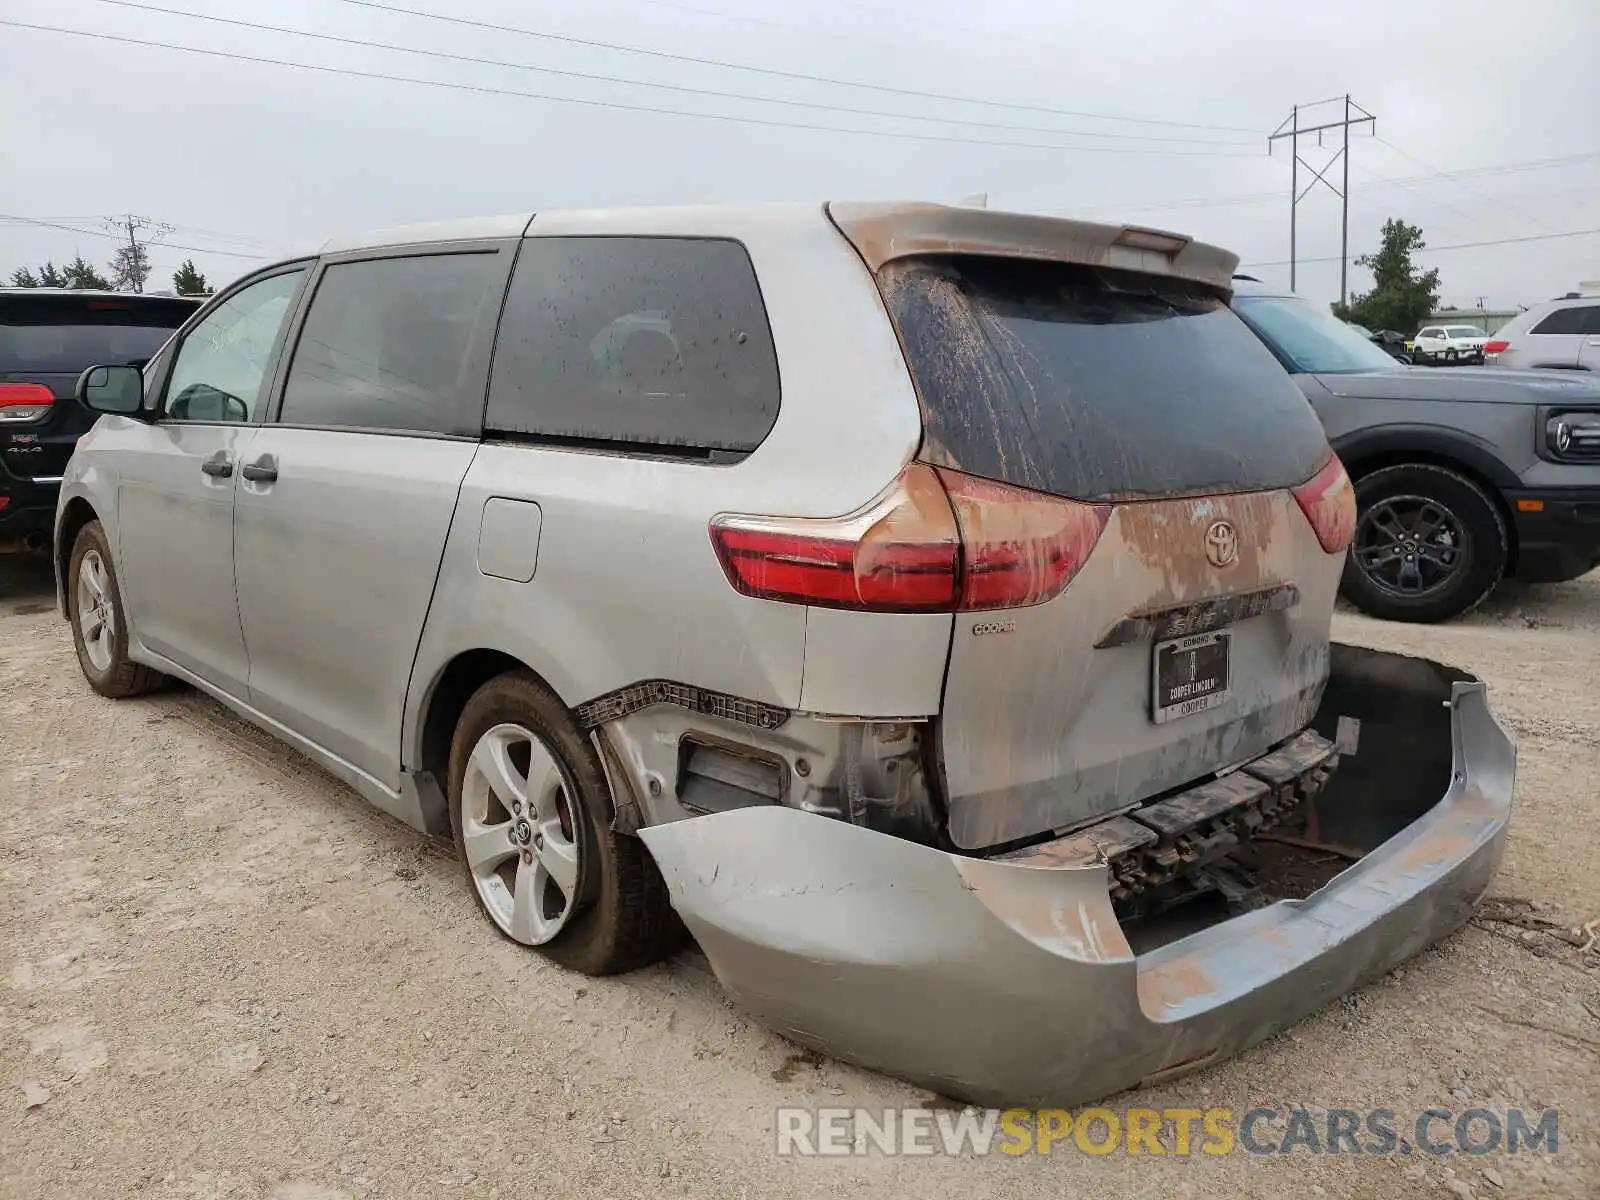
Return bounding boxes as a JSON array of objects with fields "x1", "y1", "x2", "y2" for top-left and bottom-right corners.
[
  {"x1": 708, "y1": 464, "x2": 1111, "y2": 613},
  {"x1": 1482, "y1": 340, "x2": 1510, "y2": 355},
  {"x1": 0, "y1": 383, "x2": 54, "y2": 423},
  {"x1": 1292, "y1": 455, "x2": 1356, "y2": 553}
]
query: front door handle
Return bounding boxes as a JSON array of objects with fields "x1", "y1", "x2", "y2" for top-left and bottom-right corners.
[
  {"x1": 241, "y1": 454, "x2": 278, "y2": 484},
  {"x1": 200, "y1": 452, "x2": 233, "y2": 478}
]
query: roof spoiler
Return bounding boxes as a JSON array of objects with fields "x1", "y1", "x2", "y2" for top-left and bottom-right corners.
[{"x1": 826, "y1": 201, "x2": 1238, "y2": 293}]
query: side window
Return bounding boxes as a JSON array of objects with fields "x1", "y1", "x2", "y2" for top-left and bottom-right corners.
[
  {"x1": 278, "y1": 252, "x2": 504, "y2": 435},
  {"x1": 486, "y1": 237, "x2": 780, "y2": 456},
  {"x1": 1529, "y1": 306, "x2": 1591, "y2": 336},
  {"x1": 163, "y1": 268, "x2": 307, "y2": 423}
]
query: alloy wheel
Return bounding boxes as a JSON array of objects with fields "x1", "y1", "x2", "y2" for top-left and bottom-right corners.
[
  {"x1": 1353, "y1": 494, "x2": 1467, "y2": 598},
  {"x1": 460, "y1": 722, "x2": 582, "y2": 945},
  {"x1": 76, "y1": 548, "x2": 117, "y2": 673}
]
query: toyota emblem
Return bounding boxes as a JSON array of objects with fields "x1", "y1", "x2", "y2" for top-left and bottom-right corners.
[{"x1": 1205, "y1": 520, "x2": 1239, "y2": 567}]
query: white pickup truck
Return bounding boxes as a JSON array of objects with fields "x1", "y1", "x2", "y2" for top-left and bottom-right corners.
[{"x1": 1410, "y1": 323, "x2": 1490, "y2": 365}]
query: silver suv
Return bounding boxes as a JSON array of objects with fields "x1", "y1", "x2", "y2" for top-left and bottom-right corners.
[
  {"x1": 1485, "y1": 293, "x2": 1600, "y2": 370},
  {"x1": 55, "y1": 202, "x2": 1513, "y2": 1106}
]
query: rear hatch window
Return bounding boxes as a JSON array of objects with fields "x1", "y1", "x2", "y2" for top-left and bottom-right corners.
[
  {"x1": 878, "y1": 256, "x2": 1328, "y2": 500},
  {"x1": 0, "y1": 293, "x2": 197, "y2": 375}
]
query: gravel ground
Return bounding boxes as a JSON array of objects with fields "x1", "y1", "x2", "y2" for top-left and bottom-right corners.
[{"x1": 2, "y1": 555, "x2": 1596, "y2": 1199}]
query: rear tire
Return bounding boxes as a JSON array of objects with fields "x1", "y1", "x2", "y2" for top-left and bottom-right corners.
[
  {"x1": 67, "y1": 521, "x2": 165, "y2": 698},
  {"x1": 447, "y1": 671, "x2": 684, "y2": 975},
  {"x1": 1340, "y1": 464, "x2": 1506, "y2": 623}
]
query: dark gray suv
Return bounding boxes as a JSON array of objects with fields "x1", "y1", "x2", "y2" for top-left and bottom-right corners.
[{"x1": 1233, "y1": 280, "x2": 1600, "y2": 622}]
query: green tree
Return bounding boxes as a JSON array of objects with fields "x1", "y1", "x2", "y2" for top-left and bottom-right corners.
[
  {"x1": 171, "y1": 259, "x2": 210, "y2": 296},
  {"x1": 61, "y1": 254, "x2": 111, "y2": 290},
  {"x1": 8, "y1": 261, "x2": 69, "y2": 287},
  {"x1": 1330, "y1": 218, "x2": 1441, "y2": 333},
  {"x1": 109, "y1": 241, "x2": 152, "y2": 292}
]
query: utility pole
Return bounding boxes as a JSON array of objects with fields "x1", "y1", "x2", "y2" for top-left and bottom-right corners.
[
  {"x1": 1268, "y1": 96, "x2": 1375, "y2": 303},
  {"x1": 100, "y1": 214, "x2": 173, "y2": 293}
]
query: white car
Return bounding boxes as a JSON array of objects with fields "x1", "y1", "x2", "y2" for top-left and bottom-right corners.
[{"x1": 1411, "y1": 324, "x2": 1489, "y2": 365}]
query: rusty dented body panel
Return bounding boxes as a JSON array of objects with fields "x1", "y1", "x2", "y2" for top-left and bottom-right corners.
[
  {"x1": 641, "y1": 644, "x2": 1515, "y2": 1108},
  {"x1": 938, "y1": 487, "x2": 1344, "y2": 849}
]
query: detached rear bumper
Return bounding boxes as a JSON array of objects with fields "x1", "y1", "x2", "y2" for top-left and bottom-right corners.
[{"x1": 640, "y1": 644, "x2": 1515, "y2": 1108}]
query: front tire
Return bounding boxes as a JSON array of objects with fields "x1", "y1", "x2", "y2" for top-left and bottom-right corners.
[
  {"x1": 447, "y1": 672, "x2": 683, "y2": 975},
  {"x1": 1341, "y1": 464, "x2": 1507, "y2": 623},
  {"x1": 67, "y1": 520, "x2": 165, "y2": 698}
]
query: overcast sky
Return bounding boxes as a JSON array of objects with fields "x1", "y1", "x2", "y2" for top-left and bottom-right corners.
[{"x1": 2, "y1": 0, "x2": 1597, "y2": 315}]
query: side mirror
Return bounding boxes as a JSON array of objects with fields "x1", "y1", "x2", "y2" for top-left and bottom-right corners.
[{"x1": 76, "y1": 364, "x2": 145, "y2": 416}]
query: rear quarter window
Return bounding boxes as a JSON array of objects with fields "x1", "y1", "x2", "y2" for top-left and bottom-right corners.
[
  {"x1": 1530, "y1": 305, "x2": 1600, "y2": 336},
  {"x1": 485, "y1": 237, "x2": 780, "y2": 458},
  {"x1": 878, "y1": 256, "x2": 1329, "y2": 501}
]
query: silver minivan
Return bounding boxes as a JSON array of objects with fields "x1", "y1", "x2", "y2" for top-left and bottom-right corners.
[{"x1": 55, "y1": 202, "x2": 1513, "y2": 1105}]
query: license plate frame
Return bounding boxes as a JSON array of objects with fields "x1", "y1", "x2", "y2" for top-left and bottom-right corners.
[{"x1": 1151, "y1": 631, "x2": 1232, "y2": 724}]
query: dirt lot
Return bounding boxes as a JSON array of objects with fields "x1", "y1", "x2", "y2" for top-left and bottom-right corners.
[{"x1": 2, "y1": 555, "x2": 1596, "y2": 1199}]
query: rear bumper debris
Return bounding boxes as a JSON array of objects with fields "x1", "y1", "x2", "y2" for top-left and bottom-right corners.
[{"x1": 640, "y1": 643, "x2": 1515, "y2": 1107}]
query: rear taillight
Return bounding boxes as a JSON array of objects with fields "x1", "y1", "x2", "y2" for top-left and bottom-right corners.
[
  {"x1": 0, "y1": 383, "x2": 54, "y2": 423},
  {"x1": 1292, "y1": 455, "x2": 1356, "y2": 554},
  {"x1": 935, "y1": 469, "x2": 1111, "y2": 610},
  {"x1": 708, "y1": 464, "x2": 1110, "y2": 613},
  {"x1": 1483, "y1": 340, "x2": 1510, "y2": 355}
]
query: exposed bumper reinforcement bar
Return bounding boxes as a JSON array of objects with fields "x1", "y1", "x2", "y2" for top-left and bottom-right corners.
[
  {"x1": 639, "y1": 643, "x2": 1515, "y2": 1107},
  {"x1": 997, "y1": 728, "x2": 1339, "y2": 904}
]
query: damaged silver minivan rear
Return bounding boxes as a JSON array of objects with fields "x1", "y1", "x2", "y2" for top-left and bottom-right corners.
[
  {"x1": 60, "y1": 199, "x2": 1514, "y2": 1108},
  {"x1": 636, "y1": 203, "x2": 1515, "y2": 1105}
]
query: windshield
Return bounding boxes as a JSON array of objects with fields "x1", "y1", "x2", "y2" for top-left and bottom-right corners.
[
  {"x1": 1233, "y1": 293, "x2": 1401, "y2": 374},
  {"x1": 1445, "y1": 326, "x2": 1485, "y2": 339}
]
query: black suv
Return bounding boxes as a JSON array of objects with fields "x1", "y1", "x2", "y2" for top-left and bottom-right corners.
[{"x1": 1, "y1": 289, "x2": 201, "y2": 548}]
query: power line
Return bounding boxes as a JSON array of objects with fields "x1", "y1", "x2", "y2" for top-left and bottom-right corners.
[
  {"x1": 1371, "y1": 136, "x2": 1557, "y2": 232},
  {"x1": 1239, "y1": 225, "x2": 1600, "y2": 268},
  {"x1": 82, "y1": 0, "x2": 1257, "y2": 146},
  {"x1": 0, "y1": 213, "x2": 272, "y2": 260},
  {"x1": 333, "y1": 0, "x2": 1265, "y2": 134},
  {"x1": 1348, "y1": 162, "x2": 1479, "y2": 241},
  {"x1": 0, "y1": 20, "x2": 1260, "y2": 157},
  {"x1": 1071, "y1": 149, "x2": 1600, "y2": 215},
  {"x1": 157, "y1": 222, "x2": 285, "y2": 250}
]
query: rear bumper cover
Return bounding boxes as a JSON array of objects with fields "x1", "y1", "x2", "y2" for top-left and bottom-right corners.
[
  {"x1": 1507, "y1": 485, "x2": 1600, "y2": 583},
  {"x1": 641, "y1": 644, "x2": 1515, "y2": 1107}
]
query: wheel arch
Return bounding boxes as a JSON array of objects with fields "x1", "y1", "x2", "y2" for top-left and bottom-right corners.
[
  {"x1": 54, "y1": 496, "x2": 102, "y2": 617},
  {"x1": 1331, "y1": 426, "x2": 1522, "y2": 569},
  {"x1": 411, "y1": 648, "x2": 554, "y2": 790}
]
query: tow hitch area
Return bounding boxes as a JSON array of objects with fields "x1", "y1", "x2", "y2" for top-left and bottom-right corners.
[{"x1": 641, "y1": 643, "x2": 1516, "y2": 1108}]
